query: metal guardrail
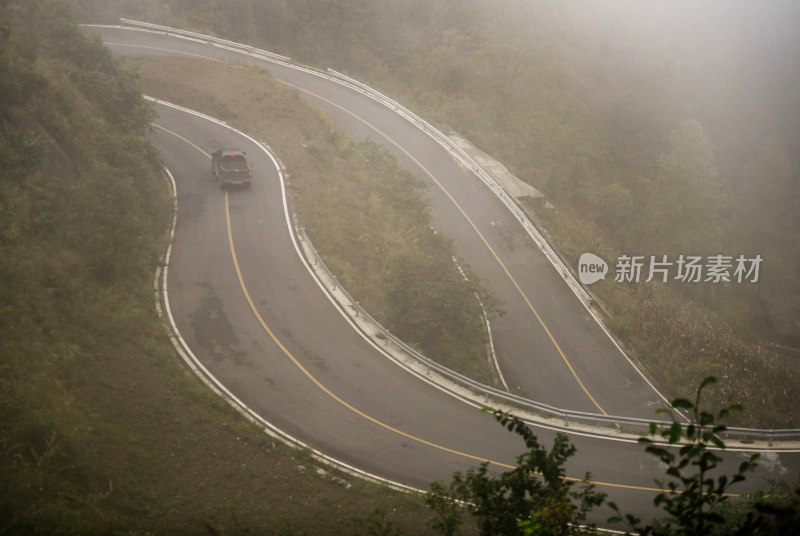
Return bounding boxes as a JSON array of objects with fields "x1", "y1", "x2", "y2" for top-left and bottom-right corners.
[
  {"x1": 116, "y1": 18, "x2": 800, "y2": 443},
  {"x1": 298, "y1": 227, "x2": 799, "y2": 443},
  {"x1": 325, "y1": 68, "x2": 592, "y2": 305},
  {"x1": 119, "y1": 18, "x2": 291, "y2": 63}
]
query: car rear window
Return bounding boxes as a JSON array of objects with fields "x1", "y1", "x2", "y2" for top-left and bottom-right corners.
[{"x1": 221, "y1": 154, "x2": 248, "y2": 171}]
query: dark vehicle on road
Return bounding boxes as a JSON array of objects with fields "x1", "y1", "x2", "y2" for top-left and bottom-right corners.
[{"x1": 212, "y1": 149, "x2": 252, "y2": 188}]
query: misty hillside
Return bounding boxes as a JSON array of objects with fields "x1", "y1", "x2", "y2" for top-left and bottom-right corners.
[
  {"x1": 0, "y1": 3, "x2": 437, "y2": 532},
  {"x1": 0, "y1": 1, "x2": 166, "y2": 529},
  {"x1": 2, "y1": 0, "x2": 799, "y2": 532},
  {"x1": 72, "y1": 0, "x2": 800, "y2": 423},
  {"x1": 75, "y1": 0, "x2": 800, "y2": 347}
]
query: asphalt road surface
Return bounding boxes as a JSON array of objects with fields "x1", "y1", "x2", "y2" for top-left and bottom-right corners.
[
  {"x1": 86, "y1": 25, "x2": 799, "y2": 525},
  {"x1": 92, "y1": 24, "x2": 666, "y2": 419}
]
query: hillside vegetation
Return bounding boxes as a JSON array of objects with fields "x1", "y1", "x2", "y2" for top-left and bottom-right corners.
[
  {"x1": 126, "y1": 53, "x2": 500, "y2": 384},
  {"x1": 74, "y1": 0, "x2": 800, "y2": 425},
  {"x1": 0, "y1": 1, "x2": 437, "y2": 532}
]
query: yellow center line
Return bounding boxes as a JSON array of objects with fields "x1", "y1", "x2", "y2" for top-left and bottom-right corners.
[
  {"x1": 135, "y1": 41, "x2": 606, "y2": 413},
  {"x1": 151, "y1": 121, "x2": 503, "y2": 462},
  {"x1": 151, "y1": 120, "x2": 706, "y2": 497},
  {"x1": 280, "y1": 83, "x2": 607, "y2": 416},
  {"x1": 225, "y1": 190, "x2": 504, "y2": 467},
  {"x1": 121, "y1": 39, "x2": 605, "y2": 413}
]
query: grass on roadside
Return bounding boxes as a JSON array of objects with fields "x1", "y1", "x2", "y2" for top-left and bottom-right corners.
[
  {"x1": 0, "y1": 5, "x2": 449, "y2": 531},
  {"x1": 126, "y1": 54, "x2": 502, "y2": 386},
  {"x1": 536, "y1": 203, "x2": 800, "y2": 427}
]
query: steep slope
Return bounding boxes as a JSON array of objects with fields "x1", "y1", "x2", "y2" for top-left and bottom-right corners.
[{"x1": 0, "y1": 2, "x2": 435, "y2": 533}]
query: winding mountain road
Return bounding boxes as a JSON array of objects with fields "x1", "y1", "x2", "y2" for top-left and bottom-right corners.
[
  {"x1": 85, "y1": 24, "x2": 799, "y2": 525},
  {"x1": 92, "y1": 24, "x2": 666, "y2": 418}
]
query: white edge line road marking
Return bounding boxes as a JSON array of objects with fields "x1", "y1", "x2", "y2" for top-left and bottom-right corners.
[
  {"x1": 150, "y1": 106, "x2": 786, "y2": 509},
  {"x1": 106, "y1": 38, "x2": 640, "y2": 421},
  {"x1": 112, "y1": 29, "x2": 800, "y2": 439},
  {"x1": 148, "y1": 97, "x2": 660, "y2": 446},
  {"x1": 148, "y1": 96, "x2": 800, "y2": 460},
  {"x1": 99, "y1": 28, "x2": 672, "y2": 411},
  {"x1": 87, "y1": 12, "x2": 800, "y2": 445},
  {"x1": 156, "y1": 165, "x2": 422, "y2": 495},
  {"x1": 151, "y1": 112, "x2": 695, "y2": 499}
]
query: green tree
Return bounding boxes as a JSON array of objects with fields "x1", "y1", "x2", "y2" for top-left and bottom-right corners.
[
  {"x1": 425, "y1": 27, "x2": 473, "y2": 111},
  {"x1": 587, "y1": 182, "x2": 634, "y2": 235},
  {"x1": 384, "y1": 245, "x2": 488, "y2": 373},
  {"x1": 608, "y1": 377, "x2": 760, "y2": 534},
  {"x1": 609, "y1": 376, "x2": 800, "y2": 535},
  {"x1": 425, "y1": 409, "x2": 604, "y2": 536},
  {"x1": 645, "y1": 120, "x2": 722, "y2": 254},
  {"x1": 729, "y1": 140, "x2": 800, "y2": 344},
  {"x1": 427, "y1": 379, "x2": 800, "y2": 535}
]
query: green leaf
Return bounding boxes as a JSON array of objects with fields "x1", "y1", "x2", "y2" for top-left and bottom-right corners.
[
  {"x1": 700, "y1": 376, "x2": 718, "y2": 389},
  {"x1": 668, "y1": 422, "x2": 682, "y2": 443},
  {"x1": 707, "y1": 512, "x2": 725, "y2": 523},
  {"x1": 686, "y1": 424, "x2": 696, "y2": 439},
  {"x1": 671, "y1": 398, "x2": 693, "y2": 410}
]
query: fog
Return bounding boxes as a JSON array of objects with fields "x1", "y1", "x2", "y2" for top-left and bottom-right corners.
[
  {"x1": 552, "y1": 0, "x2": 800, "y2": 175},
  {"x1": 67, "y1": 0, "x2": 800, "y2": 345}
]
